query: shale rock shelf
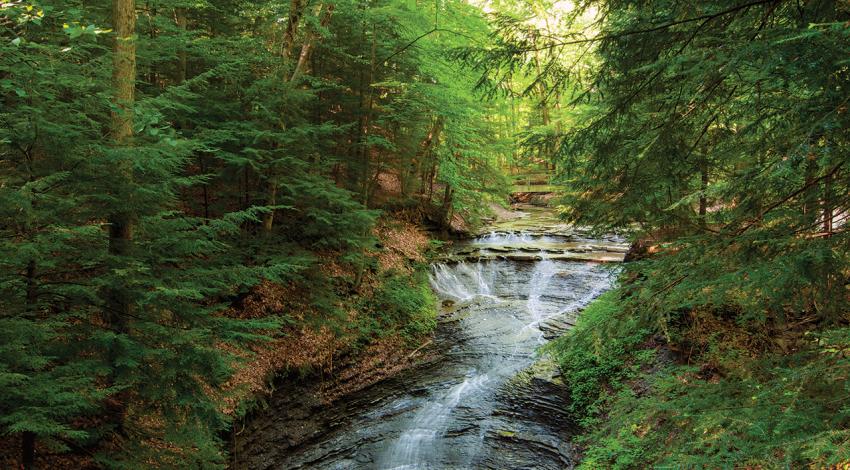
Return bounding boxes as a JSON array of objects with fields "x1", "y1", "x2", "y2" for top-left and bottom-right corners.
[{"x1": 442, "y1": 204, "x2": 631, "y2": 264}]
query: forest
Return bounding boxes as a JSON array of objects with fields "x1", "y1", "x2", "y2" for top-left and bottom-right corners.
[{"x1": 1, "y1": 0, "x2": 848, "y2": 468}]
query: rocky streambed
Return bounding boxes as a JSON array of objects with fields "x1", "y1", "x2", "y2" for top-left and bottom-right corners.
[{"x1": 231, "y1": 207, "x2": 622, "y2": 469}]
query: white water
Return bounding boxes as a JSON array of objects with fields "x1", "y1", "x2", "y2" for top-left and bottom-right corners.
[
  {"x1": 381, "y1": 233, "x2": 613, "y2": 469},
  {"x1": 383, "y1": 371, "x2": 490, "y2": 469},
  {"x1": 429, "y1": 262, "x2": 499, "y2": 302},
  {"x1": 478, "y1": 231, "x2": 535, "y2": 244},
  {"x1": 475, "y1": 231, "x2": 564, "y2": 246},
  {"x1": 526, "y1": 257, "x2": 558, "y2": 320}
]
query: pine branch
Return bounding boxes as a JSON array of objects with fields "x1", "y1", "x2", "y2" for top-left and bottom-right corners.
[
  {"x1": 732, "y1": 162, "x2": 845, "y2": 236},
  {"x1": 514, "y1": 0, "x2": 783, "y2": 52}
]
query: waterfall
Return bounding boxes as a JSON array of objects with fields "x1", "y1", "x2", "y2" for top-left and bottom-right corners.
[
  {"x1": 382, "y1": 371, "x2": 490, "y2": 470},
  {"x1": 429, "y1": 262, "x2": 497, "y2": 302},
  {"x1": 526, "y1": 258, "x2": 558, "y2": 321},
  {"x1": 476, "y1": 231, "x2": 535, "y2": 245}
]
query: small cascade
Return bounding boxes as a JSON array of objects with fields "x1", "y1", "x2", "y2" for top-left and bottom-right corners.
[
  {"x1": 474, "y1": 231, "x2": 573, "y2": 247},
  {"x1": 429, "y1": 262, "x2": 497, "y2": 302},
  {"x1": 476, "y1": 231, "x2": 535, "y2": 245},
  {"x1": 382, "y1": 372, "x2": 490, "y2": 470},
  {"x1": 526, "y1": 258, "x2": 558, "y2": 321}
]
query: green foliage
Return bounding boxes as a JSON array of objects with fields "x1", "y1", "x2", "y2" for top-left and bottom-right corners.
[
  {"x1": 474, "y1": 2, "x2": 850, "y2": 466},
  {"x1": 359, "y1": 266, "x2": 437, "y2": 341},
  {"x1": 545, "y1": 291, "x2": 650, "y2": 426},
  {"x1": 550, "y1": 293, "x2": 850, "y2": 468},
  {"x1": 551, "y1": 0, "x2": 849, "y2": 325},
  {"x1": 574, "y1": 331, "x2": 850, "y2": 469},
  {"x1": 2, "y1": 0, "x2": 512, "y2": 465}
]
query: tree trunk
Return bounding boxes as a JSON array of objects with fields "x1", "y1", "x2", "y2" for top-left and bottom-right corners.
[
  {"x1": 360, "y1": 26, "x2": 376, "y2": 206},
  {"x1": 22, "y1": 259, "x2": 37, "y2": 469},
  {"x1": 413, "y1": 116, "x2": 444, "y2": 197},
  {"x1": 282, "y1": 0, "x2": 307, "y2": 60},
  {"x1": 440, "y1": 183, "x2": 453, "y2": 233},
  {"x1": 426, "y1": 161, "x2": 437, "y2": 200},
  {"x1": 175, "y1": 7, "x2": 187, "y2": 84},
  {"x1": 112, "y1": 0, "x2": 135, "y2": 144},
  {"x1": 263, "y1": 2, "x2": 334, "y2": 232},
  {"x1": 823, "y1": 171, "x2": 833, "y2": 235},
  {"x1": 106, "y1": 0, "x2": 136, "y2": 432},
  {"x1": 290, "y1": 3, "x2": 334, "y2": 83},
  {"x1": 698, "y1": 162, "x2": 708, "y2": 228},
  {"x1": 803, "y1": 153, "x2": 818, "y2": 225},
  {"x1": 109, "y1": 0, "x2": 136, "y2": 303},
  {"x1": 262, "y1": 184, "x2": 277, "y2": 233}
]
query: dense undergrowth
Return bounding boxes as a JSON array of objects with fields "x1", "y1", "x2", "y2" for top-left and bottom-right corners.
[
  {"x1": 548, "y1": 288, "x2": 850, "y2": 468},
  {"x1": 223, "y1": 215, "x2": 440, "y2": 419},
  {"x1": 360, "y1": 266, "x2": 438, "y2": 342}
]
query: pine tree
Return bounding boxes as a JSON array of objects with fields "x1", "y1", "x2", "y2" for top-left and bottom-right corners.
[{"x1": 1, "y1": 0, "x2": 514, "y2": 465}]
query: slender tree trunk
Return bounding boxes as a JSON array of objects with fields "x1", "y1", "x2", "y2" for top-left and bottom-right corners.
[
  {"x1": 552, "y1": 90, "x2": 562, "y2": 172},
  {"x1": 263, "y1": 2, "x2": 334, "y2": 232},
  {"x1": 413, "y1": 116, "x2": 444, "y2": 197},
  {"x1": 175, "y1": 8, "x2": 187, "y2": 84},
  {"x1": 532, "y1": 48, "x2": 552, "y2": 169},
  {"x1": 361, "y1": 27, "x2": 376, "y2": 206},
  {"x1": 290, "y1": 3, "x2": 334, "y2": 83},
  {"x1": 427, "y1": 160, "x2": 437, "y2": 200},
  {"x1": 201, "y1": 156, "x2": 210, "y2": 219},
  {"x1": 699, "y1": 162, "x2": 708, "y2": 228},
  {"x1": 510, "y1": 94, "x2": 517, "y2": 174},
  {"x1": 823, "y1": 171, "x2": 833, "y2": 235},
  {"x1": 112, "y1": 0, "x2": 135, "y2": 144},
  {"x1": 109, "y1": 0, "x2": 136, "y2": 280},
  {"x1": 262, "y1": 185, "x2": 277, "y2": 232},
  {"x1": 282, "y1": 0, "x2": 307, "y2": 60},
  {"x1": 106, "y1": 0, "x2": 136, "y2": 431},
  {"x1": 803, "y1": 153, "x2": 818, "y2": 226},
  {"x1": 22, "y1": 259, "x2": 38, "y2": 469},
  {"x1": 243, "y1": 166, "x2": 250, "y2": 211},
  {"x1": 440, "y1": 183, "x2": 453, "y2": 233}
]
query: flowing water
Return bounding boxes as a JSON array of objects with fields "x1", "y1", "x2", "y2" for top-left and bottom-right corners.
[{"x1": 232, "y1": 226, "x2": 618, "y2": 470}]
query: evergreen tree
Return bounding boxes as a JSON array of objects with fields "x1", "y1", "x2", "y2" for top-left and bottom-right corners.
[{"x1": 2, "y1": 0, "x2": 511, "y2": 465}]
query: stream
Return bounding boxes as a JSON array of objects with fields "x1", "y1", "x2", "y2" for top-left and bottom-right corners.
[{"x1": 232, "y1": 208, "x2": 625, "y2": 469}]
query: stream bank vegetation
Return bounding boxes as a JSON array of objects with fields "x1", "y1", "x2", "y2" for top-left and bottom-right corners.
[{"x1": 474, "y1": 0, "x2": 850, "y2": 467}]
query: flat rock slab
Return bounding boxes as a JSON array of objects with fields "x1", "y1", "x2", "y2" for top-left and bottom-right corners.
[{"x1": 442, "y1": 251, "x2": 626, "y2": 264}]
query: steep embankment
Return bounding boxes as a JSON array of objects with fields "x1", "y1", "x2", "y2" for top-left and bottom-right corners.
[
  {"x1": 548, "y1": 285, "x2": 850, "y2": 468},
  {"x1": 223, "y1": 214, "x2": 438, "y2": 420}
]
